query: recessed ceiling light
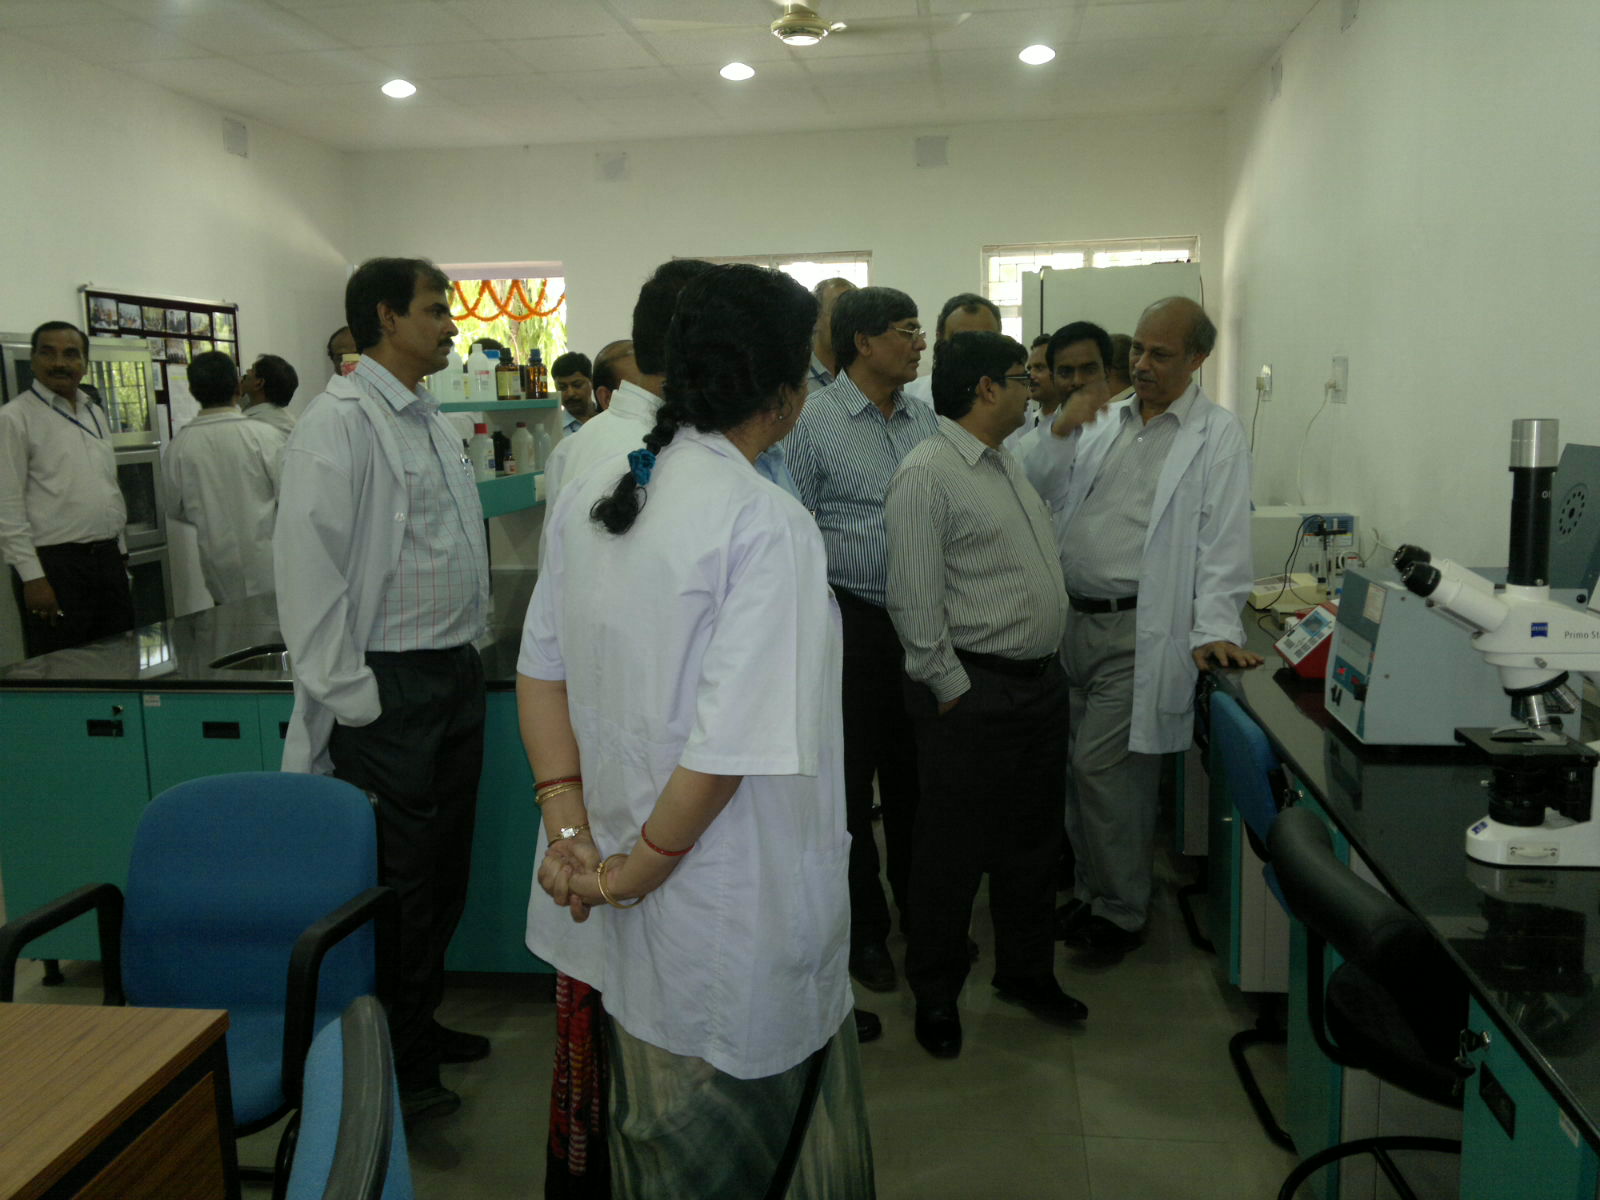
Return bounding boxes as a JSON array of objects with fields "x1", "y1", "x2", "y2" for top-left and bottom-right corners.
[
  {"x1": 381, "y1": 79, "x2": 417, "y2": 99},
  {"x1": 720, "y1": 62, "x2": 755, "y2": 81},
  {"x1": 1019, "y1": 44, "x2": 1056, "y2": 66}
]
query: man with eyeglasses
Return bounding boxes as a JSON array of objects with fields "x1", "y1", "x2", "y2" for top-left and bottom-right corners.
[
  {"x1": 903, "y1": 292, "x2": 1003, "y2": 411},
  {"x1": 785, "y1": 286, "x2": 938, "y2": 998},
  {"x1": 1018, "y1": 303, "x2": 1259, "y2": 961},
  {"x1": 885, "y1": 330, "x2": 1085, "y2": 1058}
]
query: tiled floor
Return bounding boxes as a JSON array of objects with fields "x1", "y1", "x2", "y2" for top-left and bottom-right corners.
[{"x1": 15, "y1": 845, "x2": 1298, "y2": 1198}]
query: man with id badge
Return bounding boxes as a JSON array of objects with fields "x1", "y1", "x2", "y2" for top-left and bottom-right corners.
[{"x1": 0, "y1": 321, "x2": 133, "y2": 658}]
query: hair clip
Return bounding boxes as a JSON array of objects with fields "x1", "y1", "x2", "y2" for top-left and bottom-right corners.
[{"x1": 628, "y1": 447, "x2": 655, "y2": 486}]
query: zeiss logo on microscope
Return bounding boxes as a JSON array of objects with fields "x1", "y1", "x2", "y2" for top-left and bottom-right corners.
[{"x1": 1531, "y1": 622, "x2": 1549, "y2": 638}]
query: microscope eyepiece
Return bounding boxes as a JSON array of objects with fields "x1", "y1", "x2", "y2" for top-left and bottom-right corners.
[
  {"x1": 1393, "y1": 544, "x2": 1431, "y2": 573},
  {"x1": 1401, "y1": 560, "x2": 1442, "y2": 597}
]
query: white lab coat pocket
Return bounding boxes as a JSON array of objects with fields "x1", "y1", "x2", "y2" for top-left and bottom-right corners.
[{"x1": 1156, "y1": 634, "x2": 1200, "y2": 714}]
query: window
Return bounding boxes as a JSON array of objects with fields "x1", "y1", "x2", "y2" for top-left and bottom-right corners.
[
  {"x1": 983, "y1": 237, "x2": 1197, "y2": 341},
  {"x1": 440, "y1": 263, "x2": 568, "y2": 368},
  {"x1": 692, "y1": 250, "x2": 872, "y2": 292}
]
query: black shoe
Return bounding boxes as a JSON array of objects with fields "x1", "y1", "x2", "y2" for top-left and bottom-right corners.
[
  {"x1": 994, "y1": 977, "x2": 1089, "y2": 1025},
  {"x1": 401, "y1": 1084, "x2": 462, "y2": 1123},
  {"x1": 1054, "y1": 899, "x2": 1092, "y2": 941},
  {"x1": 849, "y1": 941, "x2": 897, "y2": 993},
  {"x1": 433, "y1": 1022, "x2": 491, "y2": 1064},
  {"x1": 1061, "y1": 914, "x2": 1143, "y2": 956},
  {"x1": 914, "y1": 1003, "x2": 962, "y2": 1059},
  {"x1": 854, "y1": 1008, "x2": 882, "y2": 1044}
]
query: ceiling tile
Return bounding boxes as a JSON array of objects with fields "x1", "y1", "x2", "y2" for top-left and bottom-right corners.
[
  {"x1": 292, "y1": 2, "x2": 483, "y2": 49},
  {"x1": 933, "y1": 7, "x2": 1082, "y2": 50},
  {"x1": 503, "y1": 32, "x2": 658, "y2": 73},
  {"x1": 253, "y1": 47, "x2": 412, "y2": 87},
  {"x1": 12, "y1": 17, "x2": 208, "y2": 64},
  {"x1": 637, "y1": 28, "x2": 797, "y2": 66},
  {"x1": 148, "y1": 4, "x2": 340, "y2": 56},
  {"x1": 121, "y1": 54, "x2": 292, "y2": 102},
  {"x1": 1079, "y1": 1, "x2": 1231, "y2": 41},
  {"x1": 0, "y1": 1, "x2": 124, "y2": 28},
  {"x1": 369, "y1": 38, "x2": 532, "y2": 80},
  {"x1": 446, "y1": 0, "x2": 628, "y2": 39}
]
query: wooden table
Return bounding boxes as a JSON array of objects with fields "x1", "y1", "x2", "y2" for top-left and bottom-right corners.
[{"x1": 0, "y1": 1004, "x2": 239, "y2": 1200}]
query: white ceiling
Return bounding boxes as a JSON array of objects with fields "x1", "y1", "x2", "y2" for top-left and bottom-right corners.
[{"x1": 2, "y1": 0, "x2": 1318, "y2": 151}]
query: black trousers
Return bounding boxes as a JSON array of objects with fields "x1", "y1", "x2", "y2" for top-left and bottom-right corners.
[
  {"x1": 837, "y1": 588, "x2": 920, "y2": 949},
  {"x1": 903, "y1": 658, "x2": 1068, "y2": 1007},
  {"x1": 13, "y1": 540, "x2": 134, "y2": 658},
  {"x1": 328, "y1": 644, "x2": 485, "y2": 1089}
]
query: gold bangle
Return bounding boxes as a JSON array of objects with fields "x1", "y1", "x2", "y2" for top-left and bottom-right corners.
[
  {"x1": 595, "y1": 854, "x2": 642, "y2": 909},
  {"x1": 548, "y1": 823, "x2": 589, "y2": 844},
  {"x1": 537, "y1": 781, "x2": 582, "y2": 804}
]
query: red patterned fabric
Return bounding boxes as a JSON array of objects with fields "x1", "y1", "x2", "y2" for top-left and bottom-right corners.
[{"x1": 546, "y1": 972, "x2": 611, "y2": 1198}]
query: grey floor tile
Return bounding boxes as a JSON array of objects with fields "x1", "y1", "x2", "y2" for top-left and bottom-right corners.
[
  {"x1": 1083, "y1": 1135, "x2": 1297, "y2": 1200},
  {"x1": 877, "y1": 1125, "x2": 1092, "y2": 1200}
]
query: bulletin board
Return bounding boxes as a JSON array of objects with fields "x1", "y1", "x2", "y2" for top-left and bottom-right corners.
[{"x1": 81, "y1": 285, "x2": 240, "y2": 439}]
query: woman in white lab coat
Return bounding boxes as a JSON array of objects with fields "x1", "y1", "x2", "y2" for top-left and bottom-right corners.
[{"x1": 517, "y1": 264, "x2": 872, "y2": 1198}]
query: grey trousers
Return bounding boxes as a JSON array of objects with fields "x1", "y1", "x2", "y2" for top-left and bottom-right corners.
[{"x1": 1063, "y1": 608, "x2": 1166, "y2": 932}]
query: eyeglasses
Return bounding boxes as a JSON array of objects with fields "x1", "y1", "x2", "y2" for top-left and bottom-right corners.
[
  {"x1": 885, "y1": 324, "x2": 926, "y2": 342},
  {"x1": 1003, "y1": 374, "x2": 1031, "y2": 385}
]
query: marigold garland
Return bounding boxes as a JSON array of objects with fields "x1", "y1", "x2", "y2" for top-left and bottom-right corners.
[{"x1": 451, "y1": 279, "x2": 566, "y2": 322}]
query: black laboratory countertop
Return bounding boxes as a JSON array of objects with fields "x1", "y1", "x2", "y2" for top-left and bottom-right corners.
[
  {"x1": 0, "y1": 570, "x2": 538, "y2": 692},
  {"x1": 1215, "y1": 622, "x2": 1600, "y2": 1153}
]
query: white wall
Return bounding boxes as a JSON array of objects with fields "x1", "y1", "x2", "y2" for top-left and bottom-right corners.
[
  {"x1": 1218, "y1": 0, "x2": 1600, "y2": 568},
  {"x1": 0, "y1": 36, "x2": 352, "y2": 624},
  {"x1": 348, "y1": 113, "x2": 1226, "y2": 366}
]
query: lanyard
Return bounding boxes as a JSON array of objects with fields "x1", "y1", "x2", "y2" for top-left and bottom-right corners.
[{"x1": 34, "y1": 385, "x2": 104, "y2": 440}]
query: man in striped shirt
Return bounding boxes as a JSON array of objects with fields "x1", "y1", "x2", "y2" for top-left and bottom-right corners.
[
  {"x1": 275, "y1": 257, "x2": 492, "y2": 1121},
  {"x1": 885, "y1": 330, "x2": 1086, "y2": 1058},
  {"x1": 785, "y1": 286, "x2": 938, "y2": 996}
]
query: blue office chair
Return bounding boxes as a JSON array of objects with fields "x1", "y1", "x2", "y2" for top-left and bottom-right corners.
[
  {"x1": 1268, "y1": 804, "x2": 1471, "y2": 1199},
  {"x1": 285, "y1": 994, "x2": 414, "y2": 1200},
  {"x1": 0, "y1": 772, "x2": 396, "y2": 1195},
  {"x1": 1209, "y1": 691, "x2": 1297, "y2": 1151}
]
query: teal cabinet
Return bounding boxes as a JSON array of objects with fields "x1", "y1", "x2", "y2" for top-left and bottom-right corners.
[
  {"x1": 0, "y1": 691, "x2": 148, "y2": 961},
  {"x1": 445, "y1": 691, "x2": 548, "y2": 974},
  {"x1": 1460, "y1": 997, "x2": 1600, "y2": 1199},
  {"x1": 143, "y1": 692, "x2": 266, "y2": 795},
  {"x1": 257, "y1": 693, "x2": 295, "y2": 769}
]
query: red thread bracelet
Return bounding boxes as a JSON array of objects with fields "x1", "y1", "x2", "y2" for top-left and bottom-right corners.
[
  {"x1": 641, "y1": 821, "x2": 693, "y2": 857},
  {"x1": 536, "y1": 775, "x2": 582, "y2": 793}
]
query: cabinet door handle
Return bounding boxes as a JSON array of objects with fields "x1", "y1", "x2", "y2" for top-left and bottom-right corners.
[
  {"x1": 86, "y1": 719, "x2": 124, "y2": 737},
  {"x1": 202, "y1": 721, "x2": 242, "y2": 739},
  {"x1": 110, "y1": 705, "x2": 125, "y2": 716}
]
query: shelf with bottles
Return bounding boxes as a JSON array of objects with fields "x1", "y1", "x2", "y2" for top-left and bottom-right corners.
[
  {"x1": 477, "y1": 471, "x2": 543, "y2": 518},
  {"x1": 439, "y1": 398, "x2": 559, "y2": 413}
]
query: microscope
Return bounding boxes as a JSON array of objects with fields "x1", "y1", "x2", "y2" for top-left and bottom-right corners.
[{"x1": 1395, "y1": 418, "x2": 1600, "y2": 868}]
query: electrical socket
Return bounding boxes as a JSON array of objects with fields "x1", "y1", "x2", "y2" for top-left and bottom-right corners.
[
  {"x1": 1256, "y1": 363, "x2": 1273, "y2": 401},
  {"x1": 1330, "y1": 356, "x2": 1349, "y2": 404}
]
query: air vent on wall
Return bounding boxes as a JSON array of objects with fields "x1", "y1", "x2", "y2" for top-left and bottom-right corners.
[
  {"x1": 222, "y1": 117, "x2": 248, "y2": 159},
  {"x1": 914, "y1": 135, "x2": 948, "y2": 169}
]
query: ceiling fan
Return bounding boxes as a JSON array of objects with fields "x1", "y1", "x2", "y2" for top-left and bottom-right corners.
[{"x1": 632, "y1": 3, "x2": 970, "y2": 44}]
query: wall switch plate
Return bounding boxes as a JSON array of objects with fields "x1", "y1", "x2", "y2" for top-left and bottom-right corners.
[{"x1": 1331, "y1": 356, "x2": 1349, "y2": 403}]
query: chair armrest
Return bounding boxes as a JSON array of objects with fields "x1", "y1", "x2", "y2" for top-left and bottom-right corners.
[
  {"x1": 0, "y1": 883, "x2": 125, "y2": 1004},
  {"x1": 281, "y1": 886, "x2": 399, "y2": 1102}
]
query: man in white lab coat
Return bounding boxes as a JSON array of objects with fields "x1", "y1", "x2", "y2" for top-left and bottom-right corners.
[
  {"x1": 274, "y1": 257, "x2": 491, "y2": 1122},
  {"x1": 240, "y1": 353, "x2": 298, "y2": 440},
  {"x1": 1019, "y1": 300, "x2": 1260, "y2": 958},
  {"x1": 164, "y1": 350, "x2": 284, "y2": 605}
]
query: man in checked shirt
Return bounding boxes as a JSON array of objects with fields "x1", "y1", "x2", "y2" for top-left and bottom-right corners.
[{"x1": 275, "y1": 257, "x2": 491, "y2": 1122}]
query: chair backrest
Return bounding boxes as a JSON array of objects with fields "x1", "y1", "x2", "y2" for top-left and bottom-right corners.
[
  {"x1": 1268, "y1": 806, "x2": 1468, "y2": 1077},
  {"x1": 122, "y1": 772, "x2": 379, "y2": 1013},
  {"x1": 1211, "y1": 692, "x2": 1283, "y2": 843},
  {"x1": 286, "y1": 994, "x2": 414, "y2": 1200}
]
